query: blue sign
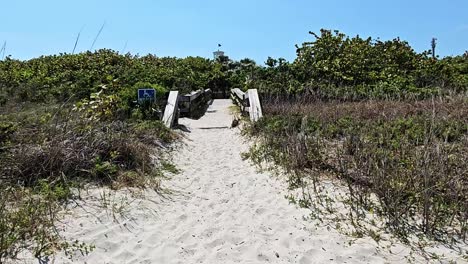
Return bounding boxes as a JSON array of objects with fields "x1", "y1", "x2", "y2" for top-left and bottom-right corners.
[{"x1": 138, "y1": 89, "x2": 156, "y2": 102}]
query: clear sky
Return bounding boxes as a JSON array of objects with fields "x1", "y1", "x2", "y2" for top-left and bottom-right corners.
[{"x1": 1, "y1": 0, "x2": 467, "y2": 64}]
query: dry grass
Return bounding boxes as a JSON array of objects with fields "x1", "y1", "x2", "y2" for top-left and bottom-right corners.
[
  {"x1": 262, "y1": 96, "x2": 468, "y2": 123},
  {"x1": 245, "y1": 95, "x2": 468, "y2": 255},
  {"x1": 0, "y1": 102, "x2": 177, "y2": 262}
]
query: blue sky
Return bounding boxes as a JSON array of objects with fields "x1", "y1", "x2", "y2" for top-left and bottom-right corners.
[{"x1": 1, "y1": 0, "x2": 467, "y2": 64}]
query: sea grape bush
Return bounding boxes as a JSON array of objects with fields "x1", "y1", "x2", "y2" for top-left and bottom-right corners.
[
  {"x1": 1, "y1": 30, "x2": 466, "y2": 103},
  {"x1": 259, "y1": 29, "x2": 468, "y2": 98},
  {"x1": 0, "y1": 50, "x2": 235, "y2": 103}
]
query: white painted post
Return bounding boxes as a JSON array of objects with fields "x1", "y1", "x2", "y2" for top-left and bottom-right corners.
[{"x1": 162, "y1": 91, "x2": 179, "y2": 128}]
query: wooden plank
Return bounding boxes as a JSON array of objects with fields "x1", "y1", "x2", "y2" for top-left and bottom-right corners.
[
  {"x1": 230, "y1": 89, "x2": 238, "y2": 103},
  {"x1": 231, "y1": 88, "x2": 244, "y2": 100},
  {"x1": 235, "y1": 90, "x2": 245, "y2": 100},
  {"x1": 247, "y1": 89, "x2": 263, "y2": 122},
  {"x1": 189, "y1": 90, "x2": 202, "y2": 101},
  {"x1": 230, "y1": 88, "x2": 246, "y2": 109},
  {"x1": 162, "y1": 91, "x2": 179, "y2": 128},
  {"x1": 204, "y1": 89, "x2": 213, "y2": 103}
]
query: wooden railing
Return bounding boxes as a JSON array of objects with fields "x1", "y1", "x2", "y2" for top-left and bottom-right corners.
[
  {"x1": 230, "y1": 88, "x2": 263, "y2": 122},
  {"x1": 162, "y1": 88, "x2": 261, "y2": 128},
  {"x1": 162, "y1": 89, "x2": 213, "y2": 128},
  {"x1": 179, "y1": 89, "x2": 212, "y2": 116}
]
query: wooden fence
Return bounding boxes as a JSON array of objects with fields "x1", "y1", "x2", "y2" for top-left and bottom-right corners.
[
  {"x1": 230, "y1": 88, "x2": 263, "y2": 122},
  {"x1": 162, "y1": 89, "x2": 212, "y2": 128}
]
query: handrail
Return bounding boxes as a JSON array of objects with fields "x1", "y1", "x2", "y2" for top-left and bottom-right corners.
[
  {"x1": 230, "y1": 88, "x2": 262, "y2": 121},
  {"x1": 163, "y1": 88, "x2": 213, "y2": 128}
]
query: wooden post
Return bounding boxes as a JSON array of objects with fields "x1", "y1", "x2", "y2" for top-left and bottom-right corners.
[
  {"x1": 247, "y1": 89, "x2": 262, "y2": 122},
  {"x1": 162, "y1": 91, "x2": 179, "y2": 128}
]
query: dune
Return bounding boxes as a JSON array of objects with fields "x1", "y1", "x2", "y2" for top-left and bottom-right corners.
[{"x1": 17, "y1": 99, "x2": 464, "y2": 264}]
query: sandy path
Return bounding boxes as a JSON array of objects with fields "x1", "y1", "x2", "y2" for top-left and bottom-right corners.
[{"x1": 31, "y1": 99, "x2": 422, "y2": 264}]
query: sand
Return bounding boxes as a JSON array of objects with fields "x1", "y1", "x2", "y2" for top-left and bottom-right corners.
[{"x1": 18, "y1": 99, "x2": 466, "y2": 264}]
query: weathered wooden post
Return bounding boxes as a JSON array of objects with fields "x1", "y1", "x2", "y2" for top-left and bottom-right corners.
[
  {"x1": 247, "y1": 89, "x2": 262, "y2": 122},
  {"x1": 162, "y1": 91, "x2": 179, "y2": 128}
]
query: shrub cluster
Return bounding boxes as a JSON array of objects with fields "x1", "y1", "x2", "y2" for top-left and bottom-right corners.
[
  {"x1": 0, "y1": 50, "x2": 247, "y2": 104},
  {"x1": 1, "y1": 30, "x2": 465, "y2": 103},
  {"x1": 254, "y1": 30, "x2": 468, "y2": 99}
]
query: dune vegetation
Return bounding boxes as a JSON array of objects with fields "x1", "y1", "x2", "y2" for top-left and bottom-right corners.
[
  {"x1": 0, "y1": 29, "x2": 467, "y2": 262},
  {"x1": 243, "y1": 30, "x2": 468, "y2": 260}
]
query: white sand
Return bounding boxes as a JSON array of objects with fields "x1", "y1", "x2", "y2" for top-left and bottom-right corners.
[{"x1": 19, "y1": 99, "x2": 465, "y2": 263}]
